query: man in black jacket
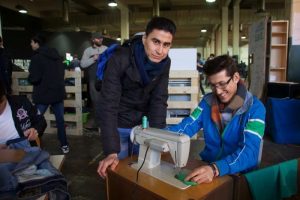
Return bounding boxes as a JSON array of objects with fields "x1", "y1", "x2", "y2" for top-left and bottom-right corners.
[
  {"x1": 28, "y1": 34, "x2": 69, "y2": 154},
  {"x1": 97, "y1": 17, "x2": 176, "y2": 178},
  {"x1": 0, "y1": 80, "x2": 46, "y2": 148}
]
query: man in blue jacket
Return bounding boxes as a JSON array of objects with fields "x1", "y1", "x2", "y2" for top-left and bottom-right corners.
[{"x1": 168, "y1": 55, "x2": 266, "y2": 184}]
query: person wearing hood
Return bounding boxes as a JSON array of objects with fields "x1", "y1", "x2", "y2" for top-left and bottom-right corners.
[
  {"x1": 28, "y1": 34, "x2": 69, "y2": 154},
  {"x1": 97, "y1": 16, "x2": 176, "y2": 178}
]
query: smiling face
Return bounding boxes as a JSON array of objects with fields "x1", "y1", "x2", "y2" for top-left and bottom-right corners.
[
  {"x1": 207, "y1": 70, "x2": 240, "y2": 104},
  {"x1": 142, "y1": 29, "x2": 173, "y2": 63}
]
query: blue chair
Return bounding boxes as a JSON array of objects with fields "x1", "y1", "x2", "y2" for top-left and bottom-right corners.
[{"x1": 266, "y1": 98, "x2": 300, "y2": 144}]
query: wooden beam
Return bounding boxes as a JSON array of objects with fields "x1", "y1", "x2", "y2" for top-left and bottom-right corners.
[{"x1": 71, "y1": 0, "x2": 102, "y2": 14}]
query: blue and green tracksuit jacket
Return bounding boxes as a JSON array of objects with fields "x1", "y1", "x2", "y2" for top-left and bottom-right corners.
[{"x1": 167, "y1": 91, "x2": 266, "y2": 176}]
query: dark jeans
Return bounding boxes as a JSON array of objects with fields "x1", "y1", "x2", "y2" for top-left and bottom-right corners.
[
  {"x1": 199, "y1": 73, "x2": 206, "y2": 95},
  {"x1": 36, "y1": 102, "x2": 68, "y2": 147},
  {"x1": 117, "y1": 128, "x2": 139, "y2": 159},
  {"x1": 0, "y1": 138, "x2": 70, "y2": 200},
  {"x1": 88, "y1": 79, "x2": 101, "y2": 127}
]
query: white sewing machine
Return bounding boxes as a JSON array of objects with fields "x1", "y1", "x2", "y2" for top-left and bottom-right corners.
[{"x1": 130, "y1": 126, "x2": 191, "y2": 189}]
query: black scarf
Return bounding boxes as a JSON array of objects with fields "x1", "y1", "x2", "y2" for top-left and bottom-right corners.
[{"x1": 134, "y1": 40, "x2": 168, "y2": 85}]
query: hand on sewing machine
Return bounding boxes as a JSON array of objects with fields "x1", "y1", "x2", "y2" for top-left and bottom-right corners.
[
  {"x1": 184, "y1": 164, "x2": 219, "y2": 184},
  {"x1": 24, "y1": 128, "x2": 39, "y2": 141},
  {"x1": 97, "y1": 153, "x2": 119, "y2": 179}
]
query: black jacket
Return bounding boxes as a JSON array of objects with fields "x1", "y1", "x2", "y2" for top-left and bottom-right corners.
[
  {"x1": 28, "y1": 46, "x2": 65, "y2": 104},
  {"x1": 0, "y1": 48, "x2": 13, "y2": 94},
  {"x1": 98, "y1": 37, "x2": 171, "y2": 155},
  {"x1": 7, "y1": 95, "x2": 47, "y2": 138}
]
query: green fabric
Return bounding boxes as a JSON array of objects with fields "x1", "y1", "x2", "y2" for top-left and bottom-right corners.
[
  {"x1": 279, "y1": 159, "x2": 298, "y2": 197},
  {"x1": 175, "y1": 171, "x2": 198, "y2": 186},
  {"x1": 245, "y1": 159, "x2": 298, "y2": 200}
]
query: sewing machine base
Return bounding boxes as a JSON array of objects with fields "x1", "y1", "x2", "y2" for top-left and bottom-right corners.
[{"x1": 131, "y1": 161, "x2": 191, "y2": 190}]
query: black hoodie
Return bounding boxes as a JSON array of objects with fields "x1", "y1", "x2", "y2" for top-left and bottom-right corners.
[{"x1": 28, "y1": 46, "x2": 65, "y2": 104}]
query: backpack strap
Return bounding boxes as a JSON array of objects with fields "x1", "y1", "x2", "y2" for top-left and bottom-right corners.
[{"x1": 96, "y1": 44, "x2": 120, "y2": 80}]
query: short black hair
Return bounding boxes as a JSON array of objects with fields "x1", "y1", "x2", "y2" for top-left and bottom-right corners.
[
  {"x1": 0, "y1": 80, "x2": 7, "y2": 98},
  {"x1": 203, "y1": 55, "x2": 238, "y2": 77},
  {"x1": 145, "y1": 16, "x2": 176, "y2": 36},
  {"x1": 31, "y1": 33, "x2": 46, "y2": 46}
]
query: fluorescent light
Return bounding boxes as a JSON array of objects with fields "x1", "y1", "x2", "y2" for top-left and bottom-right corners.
[
  {"x1": 206, "y1": 0, "x2": 216, "y2": 2},
  {"x1": 75, "y1": 27, "x2": 80, "y2": 32},
  {"x1": 108, "y1": 1, "x2": 118, "y2": 7},
  {"x1": 116, "y1": 37, "x2": 121, "y2": 41},
  {"x1": 201, "y1": 29, "x2": 207, "y2": 33},
  {"x1": 241, "y1": 36, "x2": 246, "y2": 39},
  {"x1": 19, "y1": 9, "x2": 28, "y2": 14},
  {"x1": 16, "y1": 5, "x2": 28, "y2": 14}
]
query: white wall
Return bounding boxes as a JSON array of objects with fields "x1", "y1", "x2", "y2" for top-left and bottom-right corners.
[{"x1": 168, "y1": 48, "x2": 197, "y2": 70}]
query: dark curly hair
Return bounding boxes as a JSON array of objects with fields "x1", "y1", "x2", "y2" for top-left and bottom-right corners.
[{"x1": 203, "y1": 55, "x2": 238, "y2": 77}]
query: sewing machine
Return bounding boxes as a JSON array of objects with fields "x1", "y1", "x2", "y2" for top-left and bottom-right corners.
[{"x1": 130, "y1": 126, "x2": 191, "y2": 189}]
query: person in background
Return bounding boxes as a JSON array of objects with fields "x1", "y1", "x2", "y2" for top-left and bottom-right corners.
[
  {"x1": 97, "y1": 16, "x2": 176, "y2": 178},
  {"x1": 0, "y1": 80, "x2": 47, "y2": 147},
  {"x1": 207, "y1": 53, "x2": 215, "y2": 61},
  {"x1": 204, "y1": 53, "x2": 215, "y2": 86},
  {"x1": 28, "y1": 33, "x2": 69, "y2": 154},
  {"x1": 0, "y1": 36, "x2": 13, "y2": 94},
  {"x1": 80, "y1": 33, "x2": 107, "y2": 128},
  {"x1": 197, "y1": 52, "x2": 206, "y2": 96},
  {"x1": 70, "y1": 54, "x2": 81, "y2": 71},
  {"x1": 167, "y1": 55, "x2": 266, "y2": 184}
]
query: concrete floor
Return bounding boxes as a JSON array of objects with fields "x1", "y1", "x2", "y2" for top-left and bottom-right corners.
[
  {"x1": 40, "y1": 129, "x2": 300, "y2": 200},
  {"x1": 41, "y1": 129, "x2": 106, "y2": 200}
]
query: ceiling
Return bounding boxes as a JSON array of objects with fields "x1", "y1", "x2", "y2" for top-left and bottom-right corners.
[{"x1": 0, "y1": 0, "x2": 289, "y2": 47}]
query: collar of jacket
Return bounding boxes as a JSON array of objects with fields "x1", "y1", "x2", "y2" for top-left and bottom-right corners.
[
  {"x1": 203, "y1": 91, "x2": 254, "y2": 116},
  {"x1": 34, "y1": 46, "x2": 60, "y2": 61},
  {"x1": 6, "y1": 95, "x2": 26, "y2": 138}
]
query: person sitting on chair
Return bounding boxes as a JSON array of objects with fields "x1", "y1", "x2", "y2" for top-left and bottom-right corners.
[
  {"x1": 0, "y1": 80, "x2": 47, "y2": 148},
  {"x1": 167, "y1": 55, "x2": 266, "y2": 184}
]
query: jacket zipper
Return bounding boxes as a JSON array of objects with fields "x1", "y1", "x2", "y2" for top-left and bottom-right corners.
[{"x1": 214, "y1": 114, "x2": 239, "y2": 161}]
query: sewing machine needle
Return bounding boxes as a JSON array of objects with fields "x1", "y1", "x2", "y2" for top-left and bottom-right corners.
[{"x1": 175, "y1": 166, "x2": 181, "y2": 176}]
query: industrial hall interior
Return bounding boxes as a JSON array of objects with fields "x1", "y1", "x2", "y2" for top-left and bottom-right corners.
[{"x1": 1, "y1": 0, "x2": 300, "y2": 199}]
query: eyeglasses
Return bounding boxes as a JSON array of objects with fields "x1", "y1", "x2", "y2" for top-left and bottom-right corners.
[{"x1": 208, "y1": 77, "x2": 232, "y2": 90}]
